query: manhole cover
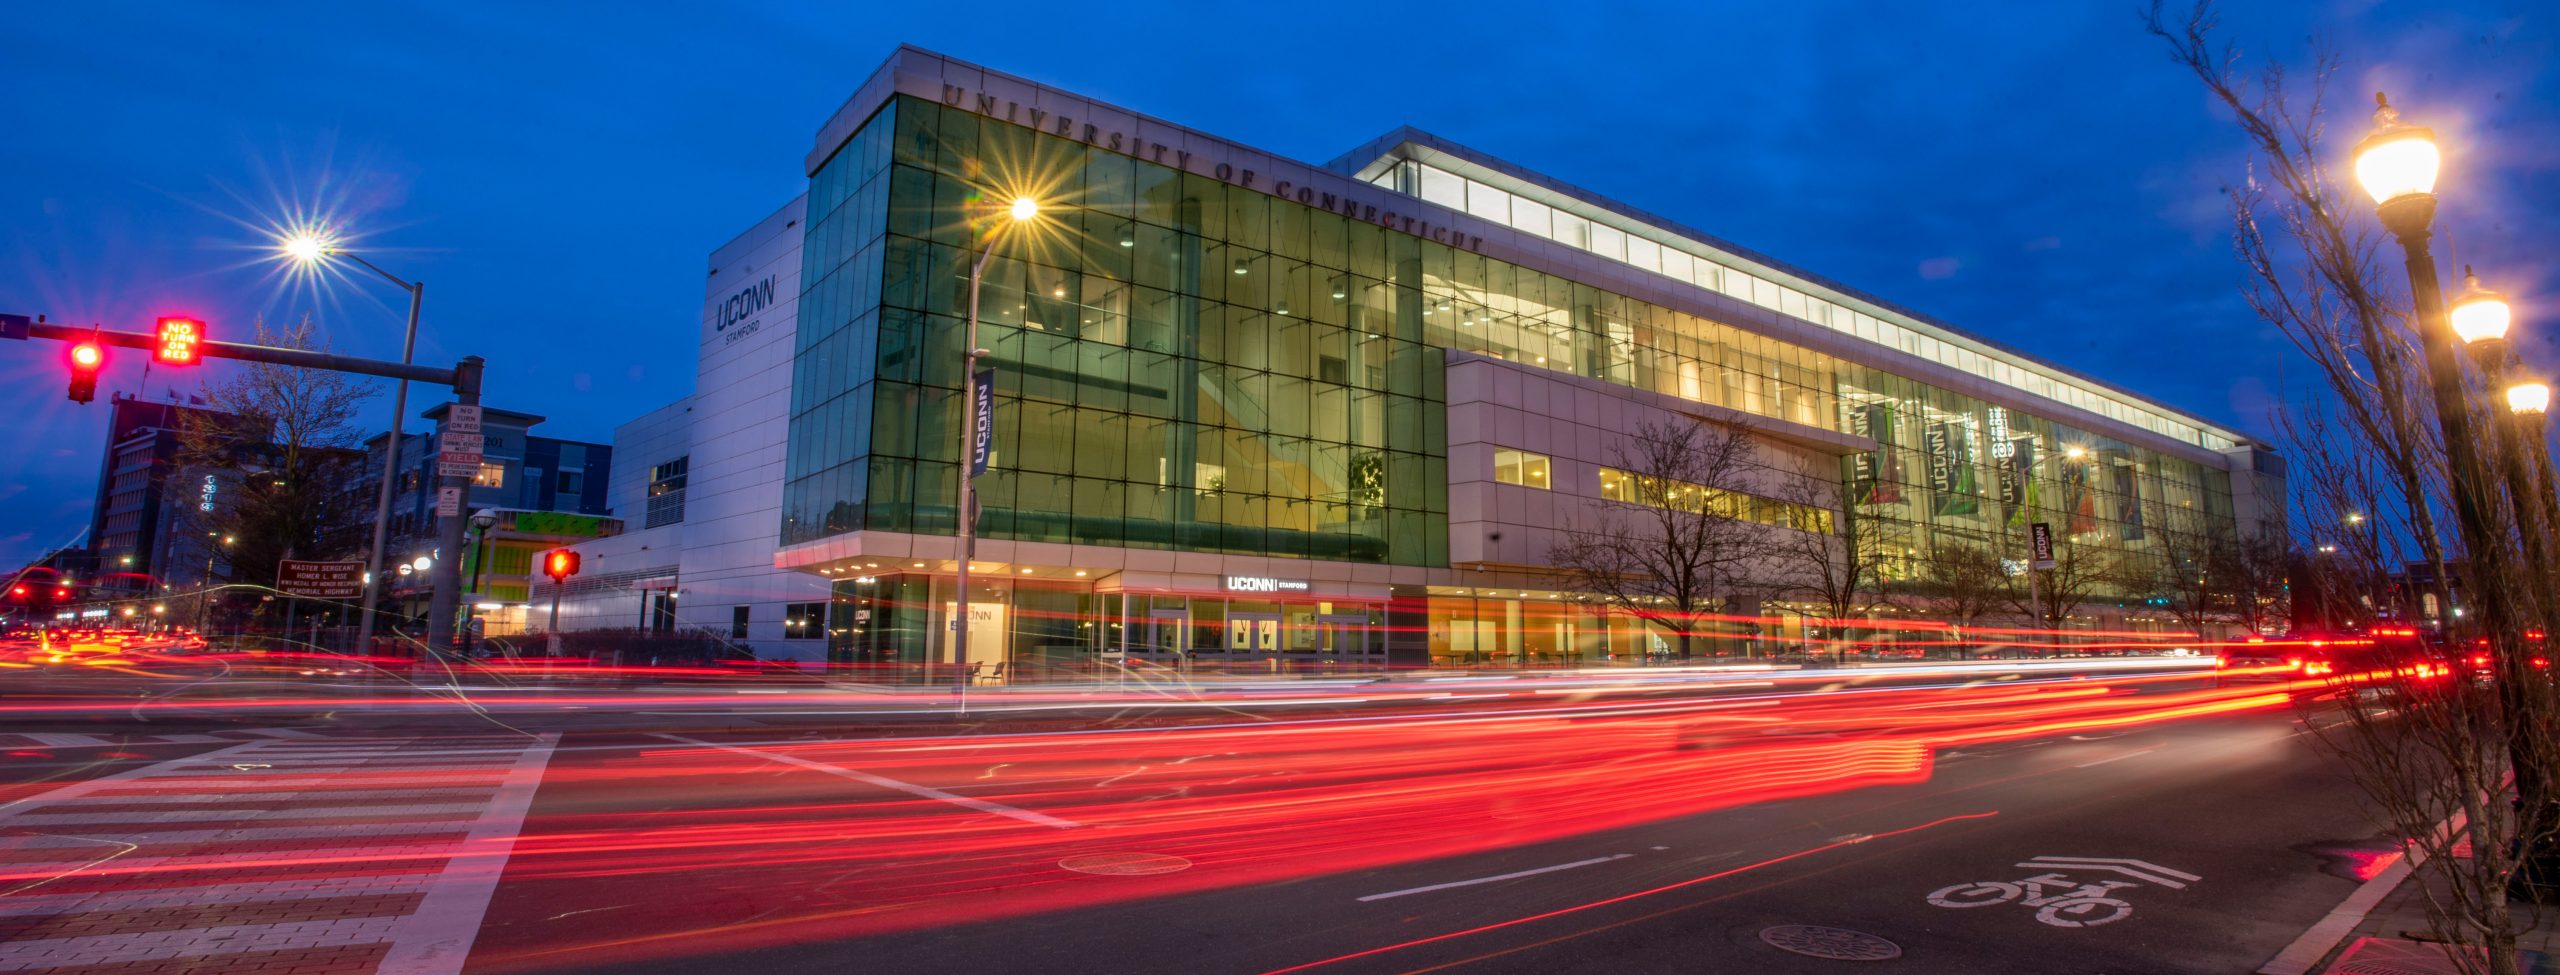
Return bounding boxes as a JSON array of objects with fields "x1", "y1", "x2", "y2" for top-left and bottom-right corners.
[
  {"x1": 1759, "y1": 925, "x2": 1902, "y2": 961},
  {"x1": 1058, "y1": 852, "x2": 1192, "y2": 876}
]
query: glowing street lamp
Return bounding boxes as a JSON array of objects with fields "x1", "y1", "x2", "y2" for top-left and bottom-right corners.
[
  {"x1": 2451, "y1": 270, "x2": 2513, "y2": 347},
  {"x1": 953, "y1": 193, "x2": 1042, "y2": 702},
  {"x1": 2509, "y1": 381, "x2": 2551, "y2": 417},
  {"x1": 282, "y1": 233, "x2": 328, "y2": 264},
  {"x1": 2351, "y1": 98, "x2": 2440, "y2": 208}
]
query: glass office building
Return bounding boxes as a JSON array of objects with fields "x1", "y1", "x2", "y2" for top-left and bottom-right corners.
[{"x1": 773, "y1": 47, "x2": 2281, "y2": 674}]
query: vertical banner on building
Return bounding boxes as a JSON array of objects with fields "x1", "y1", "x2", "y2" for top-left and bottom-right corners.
[
  {"x1": 969, "y1": 368, "x2": 995, "y2": 478},
  {"x1": 1851, "y1": 403, "x2": 1904, "y2": 506},
  {"x1": 1926, "y1": 421, "x2": 1978, "y2": 516},
  {"x1": 2068, "y1": 459, "x2": 2099, "y2": 535},
  {"x1": 2000, "y1": 439, "x2": 2036, "y2": 527},
  {"x1": 2030, "y1": 522, "x2": 2056, "y2": 570},
  {"x1": 2111, "y1": 453, "x2": 2143, "y2": 540}
]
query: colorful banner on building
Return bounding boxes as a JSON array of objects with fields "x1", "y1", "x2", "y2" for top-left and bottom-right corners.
[
  {"x1": 2111, "y1": 454, "x2": 2143, "y2": 541},
  {"x1": 2068, "y1": 459, "x2": 2099, "y2": 535},
  {"x1": 1851, "y1": 403, "x2": 1904, "y2": 506},
  {"x1": 2000, "y1": 439, "x2": 2036, "y2": 527},
  {"x1": 1926, "y1": 421, "x2": 1979, "y2": 517}
]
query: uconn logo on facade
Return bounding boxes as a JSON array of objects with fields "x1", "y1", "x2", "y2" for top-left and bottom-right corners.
[{"x1": 714, "y1": 275, "x2": 777, "y2": 345}]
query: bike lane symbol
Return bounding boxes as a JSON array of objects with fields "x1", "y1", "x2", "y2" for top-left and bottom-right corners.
[{"x1": 1926, "y1": 856, "x2": 2201, "y2": 928}]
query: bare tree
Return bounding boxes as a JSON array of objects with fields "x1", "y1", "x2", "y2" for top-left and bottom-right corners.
[
  {"x1": 1909, "y1": 540, "x2": 2011, "y2": 655},
  {"x1": 1546, "y1": 418, "x2": 1769, "y2": 661},
  {"x1": 1996, "y1": 528, "x2": 2120, "y2": 651},
  {"x1": 176, "y1": 318, "x2": 379, "y2": 594},
  {"x1": 2220, "y1": 524, "x2": 2294, "y2": 636},
  {"x1": 2124, "y1": 501, "x2": 2229, "y2": 641},
  {"x1": 1760, "y1": 469, "x2": 1891, "y2": 650}
]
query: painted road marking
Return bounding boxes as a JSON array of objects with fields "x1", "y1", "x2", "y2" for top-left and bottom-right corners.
[
  {"x1": 2014, "y1": 856, "x2": 2200, "y2": 889},
  {"x1": 0, "y1": 917, "x2": 403, "y2": 970},
  {"x1": 0, "y1": 876, "x2": 438, "y2": 917},
  {"x1": 654, "y1": 734, "x2": 1080, "y2": 829},
  {"x1": 61, "y1": 787, "x2": 498, "y2": 804},
  {"x1": 0, "y1": 734, "x2": 558, "y2": 975},
  {"x1": 1928, "y1": 856, "x2": 2200, "y2": 928},
  {"x1": 373, "y1": 733, "x2": 558, "y2": 975},
  {"x1": 1357, "y1": 854, "x2": 1635, "y2": 902},
  {"x1": 8, "y1": 802, "x2": 493, "y2": 824}
]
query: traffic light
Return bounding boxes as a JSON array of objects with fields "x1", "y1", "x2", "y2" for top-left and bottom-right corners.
[
  {"x1": 154, "y1": 317, "x2": 205, "y2": 366},
  {"x1": 66, "y1": 342, "x2": 102, "y2": 403},
  {"x1": 542, "y1": 549, "x2": 581, "y2": 584}
]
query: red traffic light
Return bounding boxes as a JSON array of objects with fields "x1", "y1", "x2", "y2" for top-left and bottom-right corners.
[
  {"x1": 542, "y1": 550, "x2": 581, "y2": 584},
  {"x1": 67, "y1": 342, "x2": 103, "y2": 403},
  {"x1": 154, "y1": 317, "x2": 205, "y2": 366}
]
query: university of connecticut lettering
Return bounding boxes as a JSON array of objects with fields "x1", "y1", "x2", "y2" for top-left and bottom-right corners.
[{"x1": 940, "y1": 85, "x2": 1484, "y2": 253}]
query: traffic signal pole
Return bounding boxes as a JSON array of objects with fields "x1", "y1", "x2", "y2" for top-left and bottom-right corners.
[
  {"x1": 3, "y1": 314, "x2": 483, "y2": 661},
  {"x1": 423, "y1": 362, "x2": 482, "y2": 657}
]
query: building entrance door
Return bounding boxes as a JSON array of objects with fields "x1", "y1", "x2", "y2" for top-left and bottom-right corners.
[
  {"x1": 1314, "y1": 613, "x2": 1384, "y2": 670},
  {"x1": 1132, "y1": 608, "x2": 1189, "y2": 668},
  {"x1": 1221, "y1": 612, "x2": 1282, "y2": 667}
]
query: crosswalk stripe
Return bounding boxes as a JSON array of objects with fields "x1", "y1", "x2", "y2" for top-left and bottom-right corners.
[
  {"x1": 375, "y1": 734, "x2": 558, "y2": 975},
  {"x1": 0, "y1": 876, "x2": 438, "y2": 917},
  {"x1": 0, "y1": 915, "x2": 399, "y2": 970},
  {"x1": 34, "y1": 787, "x2": 498, "y2": 806},
  {"x1": 80, "y1": 775, "x2": 509, "y2": 790},
  {"x1": 3, "y1": 821, "x2": 473, "y2": 847},
  {"x1": 21, "y1": 734, "x2": 112, "y2": 747},
  {"x1": 7, "y1": 802, "x2": 491, "y2": 824}
]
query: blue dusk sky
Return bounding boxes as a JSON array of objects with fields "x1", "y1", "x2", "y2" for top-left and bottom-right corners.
[{"x1": 2, "y1": 2, "x2": 2553, "y2": 567}]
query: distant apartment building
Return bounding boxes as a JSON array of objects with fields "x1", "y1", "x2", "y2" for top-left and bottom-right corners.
[{"x1": 85, "y1": 393, "x2": 242, "y2": 596}]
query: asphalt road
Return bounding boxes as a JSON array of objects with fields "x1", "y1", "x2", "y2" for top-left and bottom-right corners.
[{"x1": 0, "y1": 667, "x2": 2384, "y2": 975}]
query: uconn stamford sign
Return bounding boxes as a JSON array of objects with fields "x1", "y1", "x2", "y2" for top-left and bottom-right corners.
[{"x1": 714, "y1": 275, "x2": 777, "y2": 345}]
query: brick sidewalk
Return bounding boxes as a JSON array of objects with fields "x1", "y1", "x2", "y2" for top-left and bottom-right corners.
[{"x1": 0, "y1": 734, "x2": 556, "y2": 974}]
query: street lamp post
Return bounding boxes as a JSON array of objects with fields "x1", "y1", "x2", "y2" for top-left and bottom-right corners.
[
  {"x1": 2353, "y1": 95, "x2": 2517, "y2": 622},
  {"x1": 2506, "y1": 380, "x2": 2560, "y2": 560},
  {"x1": 950, "y1": 196, "x2": 1039, "y2": 706},
  {"x1": 2447, "y1": 274, "x2": 2560, "y2": 595},
  {"x1": 2357, "y1": 91, "x2": 2560, "y2": 899},
  {"x1": 284, "y1": 234, "x2": 424, "y2": 659}
]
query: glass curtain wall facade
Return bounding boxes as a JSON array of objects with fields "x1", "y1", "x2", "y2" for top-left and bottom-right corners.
[
  {"x1": 787, "y1": 95, "x2": 1449, "y2": 566},
  {"x1": 782, "y1": 94, "x2": 2239, "y2": 664}
]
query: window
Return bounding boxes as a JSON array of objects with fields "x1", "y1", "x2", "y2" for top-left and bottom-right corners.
[
  {"x1": 1595, "y1": 467, "x2": 1833, "y2": 534},
  {"x1": 1493, "y1": 448, "x2": 1550, "y2": 489},
  {"x1": 557, "y1": 471, "x2": 583, "y2": 494},
  {"x1": 731, "y1": 605, "x2": 750, "y2": 639},
  {"x1": 399, "y1": 471, "x2": 421, "y2": 493},
  {"x1": 647, "y1": 457, "x2": 690, "y2": 528},
  {"x1": 783, "y1": 602, "x2": 826, "y2": 640},
  {"x1": 473, "y1": 463, "x2": 506, "y2": 488}
]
